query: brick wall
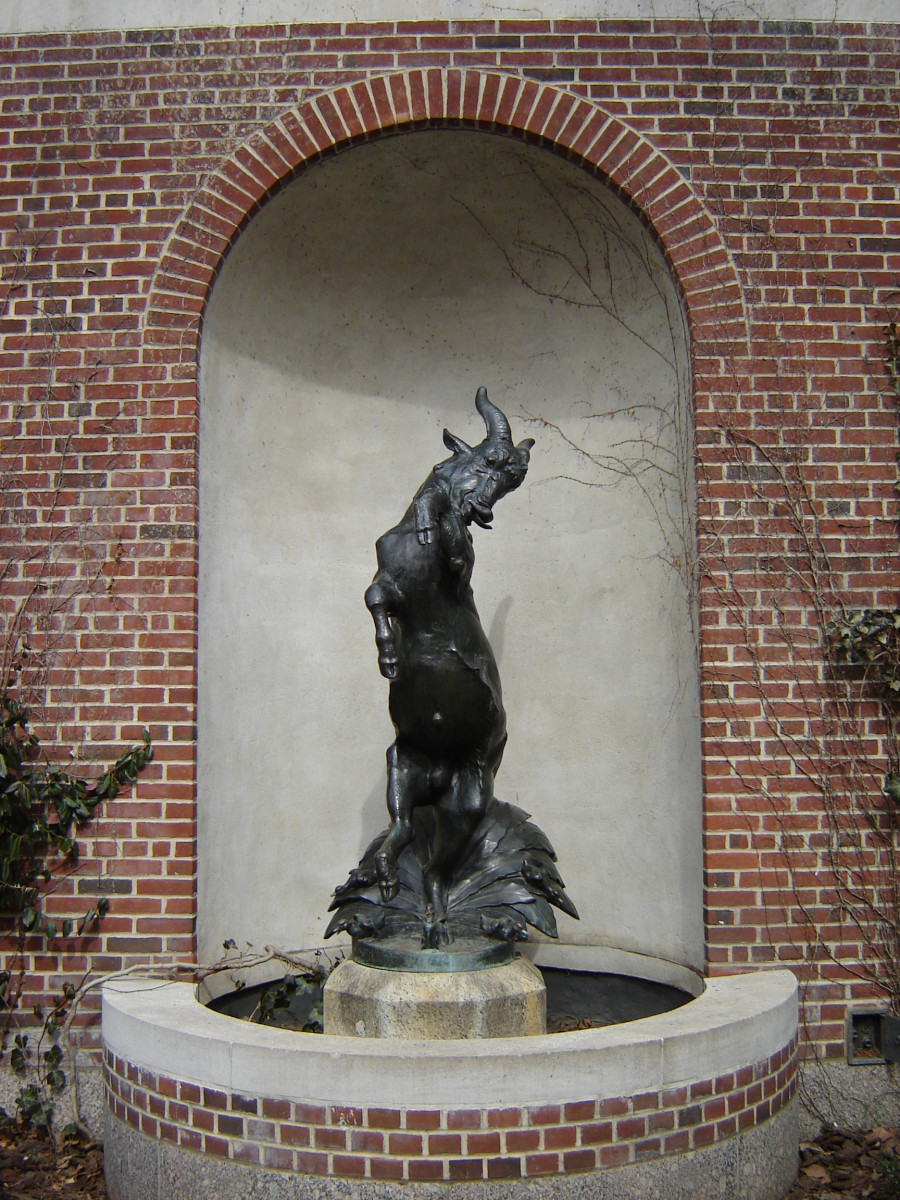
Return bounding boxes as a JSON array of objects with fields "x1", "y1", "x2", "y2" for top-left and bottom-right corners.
[
  {"x1": 103, "y1": 1035, "x2": 798, "y2": 1177},
  {"x1": 1, "y1": 19, "x2": 899, "y2": 1064}
]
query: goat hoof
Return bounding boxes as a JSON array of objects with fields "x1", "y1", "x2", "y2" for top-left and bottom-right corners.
[{"x1": 375, "y1": 852, "x2": 399, "y2": 901}]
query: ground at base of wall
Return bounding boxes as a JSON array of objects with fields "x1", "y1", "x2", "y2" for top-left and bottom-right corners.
[
  {"x1": 1, "y1": 1124, "x2": 898, "y2": 1200},
  {"x1": 788, "y1": 1125, "x2": 900, "y2": 1197},
  {"x1": 0, "y1": 1125, "x2": 105, "y2": 1199}
]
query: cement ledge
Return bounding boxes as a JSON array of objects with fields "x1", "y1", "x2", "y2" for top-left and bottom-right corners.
[
  {"x1": 3, "y1": 1, "x2": 894, "y2": 35},
  {"x1": 102, "y1": 967, "x2": 797, "y2": 1108}
]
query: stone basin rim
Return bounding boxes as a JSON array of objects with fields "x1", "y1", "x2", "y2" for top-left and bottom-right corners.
[{"x1": 101, "y1": 958, "x2": 798, "y2": 1110}]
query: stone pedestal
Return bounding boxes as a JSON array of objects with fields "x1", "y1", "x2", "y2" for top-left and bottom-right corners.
[{"x1": 323, "y1": 956, "x2": 546, "y2": 1039}]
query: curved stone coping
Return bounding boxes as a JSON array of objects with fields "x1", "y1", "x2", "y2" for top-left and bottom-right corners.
[
  {"x1": 530, "y1": 942, "x2": 704, "y2": 996},
  {"x1": 102, "y1": 968, "x2": 796, "y2": 1109}
]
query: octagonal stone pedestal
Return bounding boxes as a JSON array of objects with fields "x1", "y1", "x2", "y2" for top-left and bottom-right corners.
[{"x1": 324, "y1": 956, "x2": 546, "y2": 1038}]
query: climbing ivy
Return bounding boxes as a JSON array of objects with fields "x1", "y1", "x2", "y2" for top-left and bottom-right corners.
[
  {"x1": 0, "y1": 694, "x2": 152, "y2": 938},
  {"x1": 827, "y1": 610, "x2": 900, "y2": 702},
  {"x1": 0, "y1": 695, "x2": 152, "y2": 1131},
  {"x1": 884, "y1": 320, "x2": 900, "y2": 397}
]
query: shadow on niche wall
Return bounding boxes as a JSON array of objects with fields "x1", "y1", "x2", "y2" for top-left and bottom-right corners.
[{"x1": 196, "y1": 128, "x2": 702, "y2": 972}]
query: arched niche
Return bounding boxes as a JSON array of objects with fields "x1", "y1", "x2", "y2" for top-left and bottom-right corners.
[{"x1": 197, "y1": 130, "x2": 703, "y2": 970}]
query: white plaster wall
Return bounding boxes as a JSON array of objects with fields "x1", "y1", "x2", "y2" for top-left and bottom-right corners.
[
  {"x1": 197, "y1": 130, "x2": 703, "y2": 970},
  {"x1": 3, "y1": 0, "x2": 893, "y2": 32}
]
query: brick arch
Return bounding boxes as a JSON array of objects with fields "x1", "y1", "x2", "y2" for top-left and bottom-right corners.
[{"x1": 143, "y1": 69, "x2": 746, "y2": 361}]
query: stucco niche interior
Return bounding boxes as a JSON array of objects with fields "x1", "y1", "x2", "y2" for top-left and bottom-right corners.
[{"x1": 197, "y1": 130, "x2": 702, "y2": 972}]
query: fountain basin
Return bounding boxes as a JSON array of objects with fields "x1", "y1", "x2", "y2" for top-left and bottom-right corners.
[{"x1": 102, "y1": 955, "x2": 798, "y2": 1200}]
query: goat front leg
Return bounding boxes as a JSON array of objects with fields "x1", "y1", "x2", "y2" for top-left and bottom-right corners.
[{"x1": 365, "y1": 580, "x2": 399, "y2": 680}]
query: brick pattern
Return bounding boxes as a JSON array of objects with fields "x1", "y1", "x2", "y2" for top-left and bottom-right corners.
[
  {"x1": 103, "y1": 1035, "x2": 797, "y2": 1178},
  {"x1": 147, "y1": 66, "x2": 745, "y2": 354},
  {"x1": 2, "y1": 19, "x2": 900, "y2": 1061}
]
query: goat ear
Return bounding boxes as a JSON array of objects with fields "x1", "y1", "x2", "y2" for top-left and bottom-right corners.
[
  {"x1": 443, "y1": 429, "x2": 472, "y2": 455},
  {"x1": 517, "y1": 438, "x2": 535, "y2": 454}
]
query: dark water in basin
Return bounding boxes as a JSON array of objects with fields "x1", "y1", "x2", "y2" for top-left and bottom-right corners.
[
  {"x1": 543, "y1": 968, "x2": 691, "y2": 1032},
  {"x1": 208, "y1": 966, "x2": 693, "y2": 1034}
]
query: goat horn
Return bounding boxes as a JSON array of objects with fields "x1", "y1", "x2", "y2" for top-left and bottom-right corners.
[{"x1": 475, "y1": 386, "x2": 512, "y2": 442}]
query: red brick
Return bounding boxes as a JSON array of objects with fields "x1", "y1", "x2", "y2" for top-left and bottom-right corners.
[
  {"x1": 599, "y1": 1143, "x2": 631, "y2": 1167},
  {"x1": 406, "y1": 1110, "x2": 441, "y2": 1130},
  {"x1": 580, "y1": 1122, "x2": 613, "y2": 1146},
  {"x1": 280, "y1": 1124, "x2": 311, "y2": 1147},
  {"x1": 507, "y1": 1129, "x2": 541, "y2": 1151},
  {"x1": 449, "y1": 1158, "x2": 485, "y2": 1180},
  {"x1": 295, "y1": 1148, "x2": 330, "y2": 1177},
  {"x1": 314, "y1": 1127, "x2": 347, "y2": 1150},
  {"x1": 389, "y1": 74, "x2": 411, "y2": 123},
  {"x1": 333, "y1": 1154, "x2": 366, "y2": 1177},
  {"x1": 408, "y1": 1160, "x2": 444, "y2": 1181},
  {"x1": 526, "y1": 1153, "x2": 560, "y2": 1175},
  {"x1": 428, "y1": 1132, "x2": 462, "y2": 1154},
  {"x1": 564, "y1": 1100, "x2": 596, "y2": 1121},
  {"x1": 330, "y1": 1105, "x2": 362, "y2": 1127},
  {"x1": 693, "y1": 1123, "x2": 717, "y2": 1149},
  {"x1": 564, "y1": 1149, "x2": 596, "y2": 1172},
  {"x1": 488, "y1": 1156, "x2": 522, "y2": 1179},
  {"x1": 544, "y1": 1126, "x2": 577, "y2": 1150},
  {"x1": 649, "y1": 1110, "x2": 676, "y2": 1133},
  {"x1": 407, "y1": 70, "x2": 427, "y2": 122},
  {"x1": 488, "y1": 1108, "x2": 522, "y2": 1128},
  {"x1": 367, "y1": 1108, "x2": 402, "y2": 1129},
  {"x1": 448, "y1": 1109, "x2": 482, "y2": 1130},
  {"x1": 616, "y1": 1117, "x2": 647, "y2": 1140},
  {"x1": 468, "y1": 1132, "x2": 502, "y2": 1154},
  {"x1": 350, "y1": 1129, "x2": 384, "y2": 1153},
  {"x1": 370, "y1": 1157, "x2": 404, "y2": 1180},
  {"x1": 296, "y1": 1103, "x2": 327, "y2": 1124},
  {"x1": 388, "y1": 1132, "x2": 423, "y2": 1156},
  {"x1": 526, "y1": 1104, "x2": 561, "y2": 1126}
]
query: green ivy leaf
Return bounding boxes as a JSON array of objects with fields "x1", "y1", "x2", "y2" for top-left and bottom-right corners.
[{"x1": 0, "y1": 701, "x2": 151, "y2": 955}]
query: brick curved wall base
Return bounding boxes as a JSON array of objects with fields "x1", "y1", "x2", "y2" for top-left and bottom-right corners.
[
  {"x1": 102, "y1": 1035, "x2": 798, "y2": 1199},
  {"x1": 103, "y1": 1095, "x2": 797, "y2": 1200}
]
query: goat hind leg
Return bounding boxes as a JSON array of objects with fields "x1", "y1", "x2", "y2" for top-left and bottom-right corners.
[
  {"x1": 424, "y1": 764, "x2": 491, "y2": 914},
  {"x1": 375, "y1": 742, "x2": 428, "y2": 901}
]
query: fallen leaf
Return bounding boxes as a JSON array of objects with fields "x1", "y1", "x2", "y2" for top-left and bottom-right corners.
[{"x1": 802, "y1": 1163, "x2": 831, "y2": 1181}]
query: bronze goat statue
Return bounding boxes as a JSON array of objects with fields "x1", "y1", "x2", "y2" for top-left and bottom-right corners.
[
  {"x1": 364, "y1": 388, "x2": 532, "y2": 911},
  {"x1": 327, "y1": 388, "x2": 577, "y2": 949}
]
